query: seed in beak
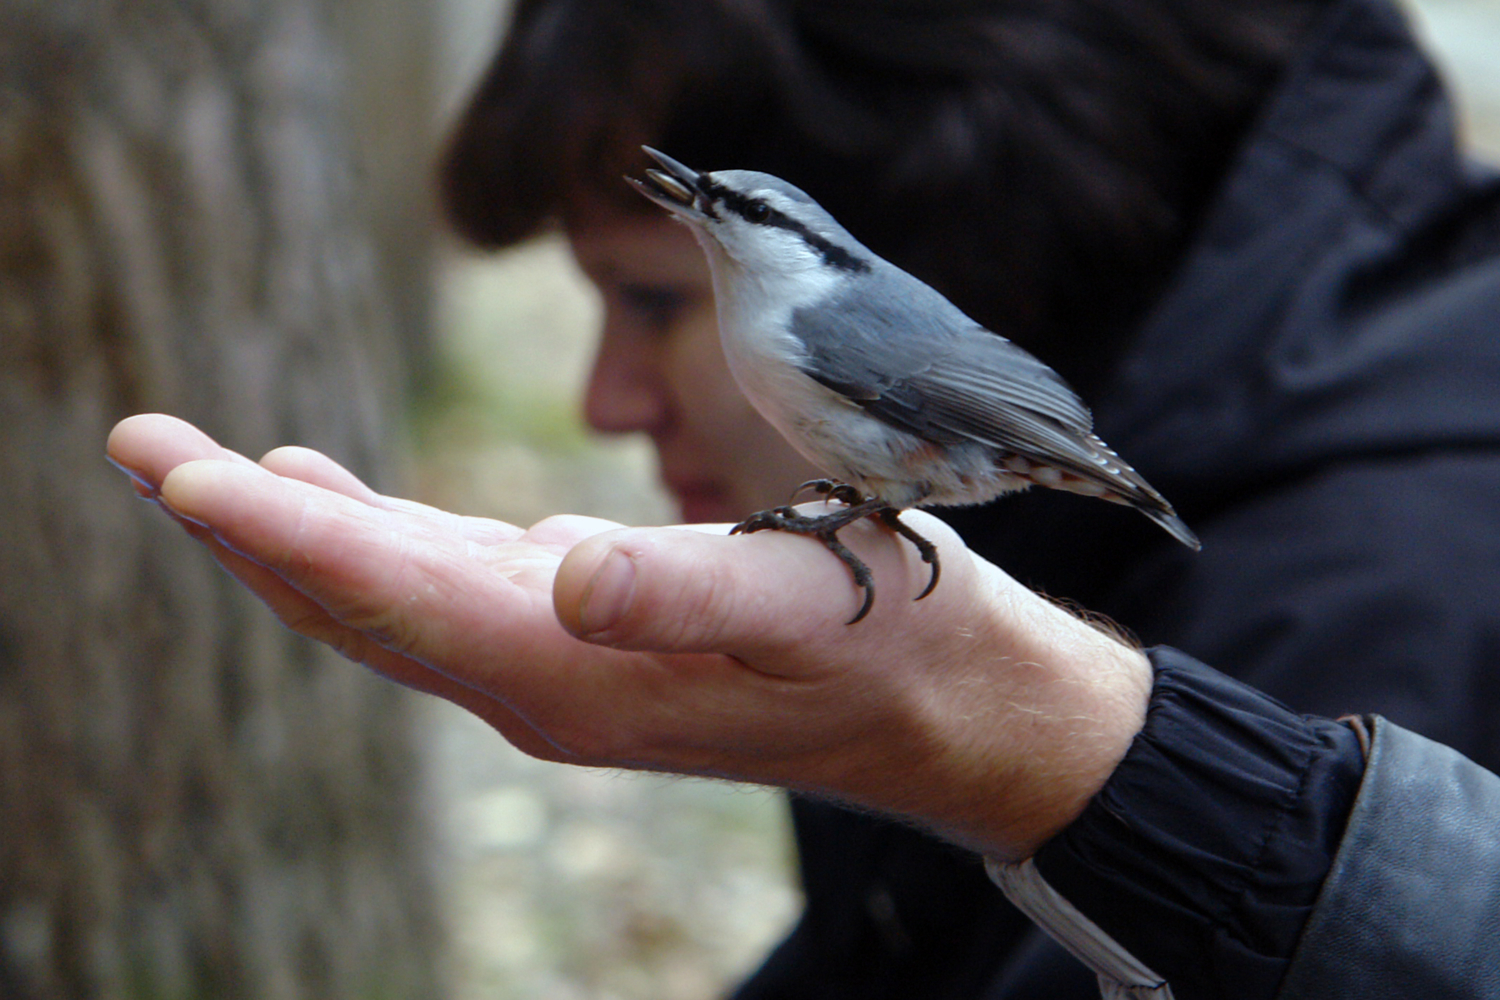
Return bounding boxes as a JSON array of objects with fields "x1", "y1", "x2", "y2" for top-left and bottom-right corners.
[{"x1": 646, "y1": 168, "x2": 694, "y2": 204}]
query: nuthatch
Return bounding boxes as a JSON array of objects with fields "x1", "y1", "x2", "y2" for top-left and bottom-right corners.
[{"x1": 630, "y1": 147, "x2": 1199, "y2": 623}]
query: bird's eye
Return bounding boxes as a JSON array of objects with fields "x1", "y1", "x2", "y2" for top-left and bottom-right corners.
[{"x1": 745, "y1": 201, "x2": 771, "y2": 223}]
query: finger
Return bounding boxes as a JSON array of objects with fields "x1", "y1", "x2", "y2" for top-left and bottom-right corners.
[
  {"x1": 193, "y1": 522, "x2": 572, "y2": 761},
  {"x1": 266, "y1": 443, "x2": 541, "y2": 547},
  {"x1": 259, "y1": 445, "x2": 382, "y2": 503},
  {"x1": 553, "y1": 509, "x2": 963, "y2": 661},
  {"x1": 523, "y1": 513, "x2": 633, "y2": 548},
  {"x1": 156, "y1": 459, "x2": 605, "y2": 691},
  {"x1": 155, "y1": 460, "x2": 442, "y2": 664},
  {"x1": 159, "y1": 459, "x2": 459, "y2": 632},
  {"x1": 155, "y1": 460, "x2": 615, "y2": 673},
  {"x1": 107, "y1": 413, "x2": 258, "y2": 497},
  {"x1": 157, "y1": 459, "x2": 579, "y2": 760}
]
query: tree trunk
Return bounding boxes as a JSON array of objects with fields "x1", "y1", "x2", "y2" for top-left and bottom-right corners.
[{"x1": 0, "y1": 0, "x2": 441, "y2": 997}]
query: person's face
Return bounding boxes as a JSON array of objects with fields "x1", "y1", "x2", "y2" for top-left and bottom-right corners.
[{"x1": 568, "y1": 213, "x2": 822, "y2": 523}]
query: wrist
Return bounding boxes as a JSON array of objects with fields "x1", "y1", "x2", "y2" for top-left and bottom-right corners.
[{"x1": 901, "y1": 569, "x2": 1152, "y2": 860}]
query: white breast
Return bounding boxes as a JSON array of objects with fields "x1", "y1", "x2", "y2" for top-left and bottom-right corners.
[
  {"x1": 695, "y1": 238, "x2": 841, "y2": 426},
  {"x1": 689, "y1": 236, "x2": 919, "y2": 502}
]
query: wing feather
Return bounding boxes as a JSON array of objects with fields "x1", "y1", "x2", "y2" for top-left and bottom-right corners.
[
  {"x1": 791, "y1": 265, "x2": 1176, "y2": 510},
  {"x1": 791, "y1": 266, "x2": 1091, "y2": 447}
]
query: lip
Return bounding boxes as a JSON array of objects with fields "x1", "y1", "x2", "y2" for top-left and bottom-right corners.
[{"x1": 664, "y1": 475, "x2": 735, "y2": 524}]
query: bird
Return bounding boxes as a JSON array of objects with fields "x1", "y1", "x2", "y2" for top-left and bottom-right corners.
[{"x1": 628, "y1": 146, "x2": 1199, "y2": 623}]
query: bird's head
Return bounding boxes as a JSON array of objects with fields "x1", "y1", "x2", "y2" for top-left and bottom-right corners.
[{"x1": 628, "y1": 147, "x2": 872, "y2": 279}]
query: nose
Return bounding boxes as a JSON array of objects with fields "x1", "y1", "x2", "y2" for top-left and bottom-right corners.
[{"x1": 583, "y1": 325, "x2": 671, "y2": 436}]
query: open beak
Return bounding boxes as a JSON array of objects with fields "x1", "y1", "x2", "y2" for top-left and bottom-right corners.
[{"x1": 627, "y1": 146, "x2": 709, "y2": 221}]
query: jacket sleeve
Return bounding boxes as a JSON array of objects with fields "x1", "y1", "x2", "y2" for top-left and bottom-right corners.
[
  {"x1": 1276, "y1": 716, "x2": 1500, "y2": 998},
  {"x1": 1003, "y1": 647, "x2": 1500, "y2": 1000},
  {"x1": 1006, "y1": 647, "x2": 1359, "y2": 1000}
]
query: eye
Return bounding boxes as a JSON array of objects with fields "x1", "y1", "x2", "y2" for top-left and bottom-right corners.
[
  {"x1": 744, "y1": 201, "x2": 772, "y2": 223},
  {"x1": 617, "y1": 283, "x2": 689, "y2": 331}
]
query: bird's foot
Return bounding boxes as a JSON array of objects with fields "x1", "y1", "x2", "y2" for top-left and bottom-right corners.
[
  {"x1": 732, "y1": 483, "x2": 941, "y2": 624},
  {"x1": 876, "y1": 506, "x2": 941, "y2": 601},
  {"x1": 732, "y1": 502, "x2": 881, "y2": 623},
  {"x1": 790, "y1": 478, "x2": 866, "y2": 507}
]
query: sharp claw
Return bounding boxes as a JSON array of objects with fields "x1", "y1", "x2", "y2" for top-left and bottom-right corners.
[
  {"x1": 876, "y1": 508, "x2": 942, "y2": 603},
  {"x1": 915, "y1": 560, "x2": 940, "y2": 601},
  {"x1": 790, "y1": 479, "x2": 833, "y2": 503},
  {"x1": 846, "y1": 583, "x2": 876, "y2": 624},
  {"x1": 790, "y1": 478, "x2": 865, "y2": 506},
  {"x1": 729, "y1": 490, "x2": 941, "y2": 622},
  {"x1": 732, "y1": 506, "x2": 797, "y2": 534},
  {"x1": 820, "y1": 532, "x2": 876, "y2": 625}
]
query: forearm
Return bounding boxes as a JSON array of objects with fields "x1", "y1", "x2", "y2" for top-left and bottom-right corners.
[{"x1": 879, "y1": 574, "x2": 1154, "y2": 861}]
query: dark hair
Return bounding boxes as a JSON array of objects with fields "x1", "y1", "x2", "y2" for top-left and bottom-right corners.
[{"x1": 440, "y1": 0, "x2": 1328, "y2": 392}]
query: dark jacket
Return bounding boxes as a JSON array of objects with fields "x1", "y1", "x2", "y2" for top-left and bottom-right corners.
[
  {"x1": 1019, "y1": 647, "x2": 1500, "y2": 1000},
  {"x1": 1278, "y1": 715, "x2": 1500, "y2": 998},
  {"x1": 734, "y1": 0, "x2": 1500, "y2": 996}
]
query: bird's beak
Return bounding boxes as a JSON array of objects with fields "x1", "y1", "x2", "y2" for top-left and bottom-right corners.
[{"x1": 627, "y1": 146, "x2": 709, "y2": 221}]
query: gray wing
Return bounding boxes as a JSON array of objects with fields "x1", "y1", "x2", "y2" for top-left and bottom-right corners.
[
  {"x1": 790, "y1": 266, "x2": 1096, "y2": 461},
  {"x1": 789, "y1": 265, "x2": 1190, "y2": 531}
]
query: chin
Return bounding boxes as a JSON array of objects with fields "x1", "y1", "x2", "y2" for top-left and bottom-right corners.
[{"x1": 676, "y1": 492, "x2": 741, "y2": 526}]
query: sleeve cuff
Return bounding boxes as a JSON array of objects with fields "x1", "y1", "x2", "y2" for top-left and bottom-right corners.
[{"x1": 999, "y1": 647, "x2": 1364, "y2": 1000}]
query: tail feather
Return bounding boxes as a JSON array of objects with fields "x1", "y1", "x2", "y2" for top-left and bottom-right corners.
[
  {"x1": 1140, "y1": 504, "x2": 1201, "y2": 551},
  {"x1": 1044, "y1": 433, "x2": 1201, "y2": 551}
]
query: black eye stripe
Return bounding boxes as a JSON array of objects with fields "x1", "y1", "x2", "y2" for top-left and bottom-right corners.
[{"x1": 697, "y1": 179, "x2": 871, "y2": 274}]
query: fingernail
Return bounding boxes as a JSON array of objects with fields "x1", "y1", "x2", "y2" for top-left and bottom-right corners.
[{"x1": 579, "y1": 547, "x2": 637, "y2": 635}]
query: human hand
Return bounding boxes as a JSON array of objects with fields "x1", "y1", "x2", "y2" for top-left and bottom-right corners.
[{"x1": 107, "y1": 413, "x2": 1150, "y2": 861}]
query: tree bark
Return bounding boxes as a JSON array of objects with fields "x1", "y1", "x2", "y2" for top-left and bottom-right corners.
[{"x1": 0, "y1": 1, "x2": 441, "y2": 997}]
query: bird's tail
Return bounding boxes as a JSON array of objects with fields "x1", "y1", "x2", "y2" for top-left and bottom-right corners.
[
  {"x1": 1062, "y1": 432, "x2": 1202, "y2": 551},
  {"x1": 1140, "y1": 505, "x2": 1201, "y2": 551}
]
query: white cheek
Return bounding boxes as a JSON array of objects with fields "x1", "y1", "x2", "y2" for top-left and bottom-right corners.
[{"x1": 710, "y1": 263, "x2": 837, "y2": 396}]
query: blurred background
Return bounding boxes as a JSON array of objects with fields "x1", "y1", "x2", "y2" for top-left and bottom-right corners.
[{"x1": 0, "y1": 0, "x2": 1494, "y2": 998}]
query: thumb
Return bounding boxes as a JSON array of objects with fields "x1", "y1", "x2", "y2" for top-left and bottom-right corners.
[{"x1": 553, "y1": 519, "x2": 931, "y2": 657}]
